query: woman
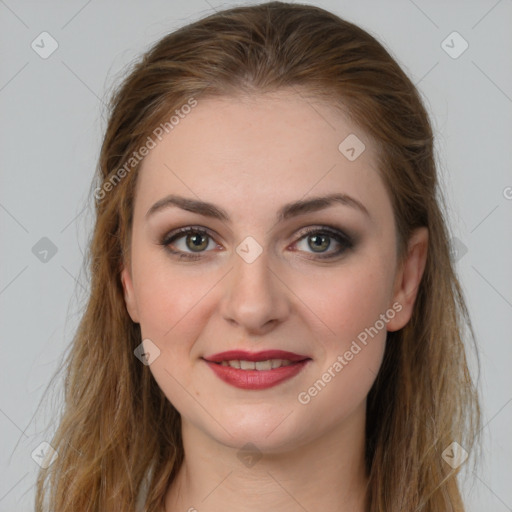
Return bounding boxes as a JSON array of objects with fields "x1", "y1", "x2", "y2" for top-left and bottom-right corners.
[{"x1": 35, "y1": 2, "x2": 481, "y2": 511}]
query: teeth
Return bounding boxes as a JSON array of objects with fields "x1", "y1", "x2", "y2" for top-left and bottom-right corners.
[
  {"x1": 218, "y1": 359, "x2": 293, "y2": 370},
  {"x1": 255, "y1": 360, "x2": 272, "y2": 370},
  {"x1": 240, "y1": 360, "x2": 255, "y2": 370}
]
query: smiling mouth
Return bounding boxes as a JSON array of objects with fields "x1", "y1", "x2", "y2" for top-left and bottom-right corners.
[
  {"x1": 209, "y1": 358, "x2": 301, "y2": 370},
  {"x1": 202, "y1": 351, "x2": 312, "y2": 390}
]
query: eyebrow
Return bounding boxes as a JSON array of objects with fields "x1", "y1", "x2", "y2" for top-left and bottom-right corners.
[{"x1": 145, "y1": 193, "x2": 371, "y2": 223}]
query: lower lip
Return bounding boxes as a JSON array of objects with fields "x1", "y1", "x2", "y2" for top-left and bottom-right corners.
[{"x1": 204, "y1": 360, "x2": 310, "y2": 390}]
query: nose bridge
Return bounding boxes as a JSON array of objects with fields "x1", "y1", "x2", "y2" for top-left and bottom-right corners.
[{"x1": 220, "y1": 244, "x2": 289, "y2": 332}]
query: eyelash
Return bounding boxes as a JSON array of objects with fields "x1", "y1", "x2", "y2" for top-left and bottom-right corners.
[{"x1": 159, "y1": 225, "x2": 354, "y2": 262}]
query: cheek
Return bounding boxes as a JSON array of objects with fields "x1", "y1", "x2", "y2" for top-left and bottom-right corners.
[
  {"x1": 295, "y1": 257, "x2": 394, "y2": 346},
  {"x1": 291, "y1": 257, "x2": 393, "y2": 411},
  {"x1": 132, "y1": 252, "x2": 214, "y2": 340},
  {"x1": 131, "y1": 256, "x2": 214, "y2": 412}
]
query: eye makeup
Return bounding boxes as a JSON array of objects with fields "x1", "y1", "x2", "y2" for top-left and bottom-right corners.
[{"x1": 157, "y1": 224, "x2": 356, "y2": 262}]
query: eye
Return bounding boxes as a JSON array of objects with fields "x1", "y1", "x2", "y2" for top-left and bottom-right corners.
[
  {"x1": 160, "y1": 227, "x2": 220, "y2": 260},
  {"x1": 160, "y1": 225, "x2": 354, "y2": 262},
  {"x1": 292, "y1": 226, "x2": 353, "y2": 259}
]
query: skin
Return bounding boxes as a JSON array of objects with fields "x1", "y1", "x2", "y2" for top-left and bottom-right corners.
[{"x1": 121, "y1": 89, "x2": 428, "y2": 512}]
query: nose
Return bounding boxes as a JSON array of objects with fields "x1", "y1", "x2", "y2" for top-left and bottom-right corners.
[{"x1": 219, "y1": 247, "x2": 291, "y2": 335}]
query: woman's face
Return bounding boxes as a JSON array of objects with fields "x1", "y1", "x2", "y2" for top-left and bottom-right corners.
[{"x1": 121, "y1": 90, "x2": 424, "y2": 453}]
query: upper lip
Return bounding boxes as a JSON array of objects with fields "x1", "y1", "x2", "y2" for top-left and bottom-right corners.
[{"x1": 203, "y1": 350, "x2": 310, "y2": 363}]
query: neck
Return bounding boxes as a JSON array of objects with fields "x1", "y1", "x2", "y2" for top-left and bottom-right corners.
[{"x1": 164, "y1": 405, "x2": 369, "y2": 512}]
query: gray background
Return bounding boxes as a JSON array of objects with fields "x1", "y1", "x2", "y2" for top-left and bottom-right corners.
[{"x1": 1, "y1": 0, "x2": 511, "y2": 510}]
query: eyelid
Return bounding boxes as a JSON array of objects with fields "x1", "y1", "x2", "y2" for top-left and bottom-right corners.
[
  {"x1": 160, "y1": 224, "x2": 354, "y2": 260},
  {"x1": 294, "y1": 224, "x2": 353, "y2": 244},
  {"x1": 160, "y1": 226, "x2": 218, "y2": 246},
  {"x1": 290, "y1": 225, "x2": 354, "y2": 259}
]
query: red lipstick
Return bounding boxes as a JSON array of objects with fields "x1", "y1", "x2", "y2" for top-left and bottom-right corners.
[
  {"x1": 205, "y1": 350, "x2": 309, "y2": 363},
  {"x1": 203, "y1": 350, "x2": 311, "y2": 390}
]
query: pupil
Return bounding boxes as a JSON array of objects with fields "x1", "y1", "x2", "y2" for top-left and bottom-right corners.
[
  {"x1": 309, "y1": 234, "x2": 329, "y2": 252},
  {"x1": 188, "y1": 233, "x2": 207, "y2": 251}
]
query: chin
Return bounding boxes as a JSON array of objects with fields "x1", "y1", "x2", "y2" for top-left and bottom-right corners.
[{"x1": 205, "y1": 406, "x2": 311, "y2": 454}]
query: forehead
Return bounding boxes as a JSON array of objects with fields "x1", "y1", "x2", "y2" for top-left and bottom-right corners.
[{"x1": 134, "y1": 90, "x2": 390, "y2": 224}]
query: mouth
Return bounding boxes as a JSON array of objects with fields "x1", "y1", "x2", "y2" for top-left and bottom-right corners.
[
  {"x1": 214, "y1": 359, "x2": 298, "y2": 370},
  {"x1": 202, "y1": 350, "x2": 312, "y2": 390}
]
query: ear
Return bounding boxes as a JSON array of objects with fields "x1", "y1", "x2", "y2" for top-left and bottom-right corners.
[
  {"x1": 120, "y1": 264, "x2": 140, "y2": 324},
  {"x1": 386, "y1": 227, "x2": 428, "y2": 332}
]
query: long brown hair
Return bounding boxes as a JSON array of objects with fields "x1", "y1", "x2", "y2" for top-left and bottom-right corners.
[{"x1": 34, "y1": 2, "x2": 481, "y2": 511}]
